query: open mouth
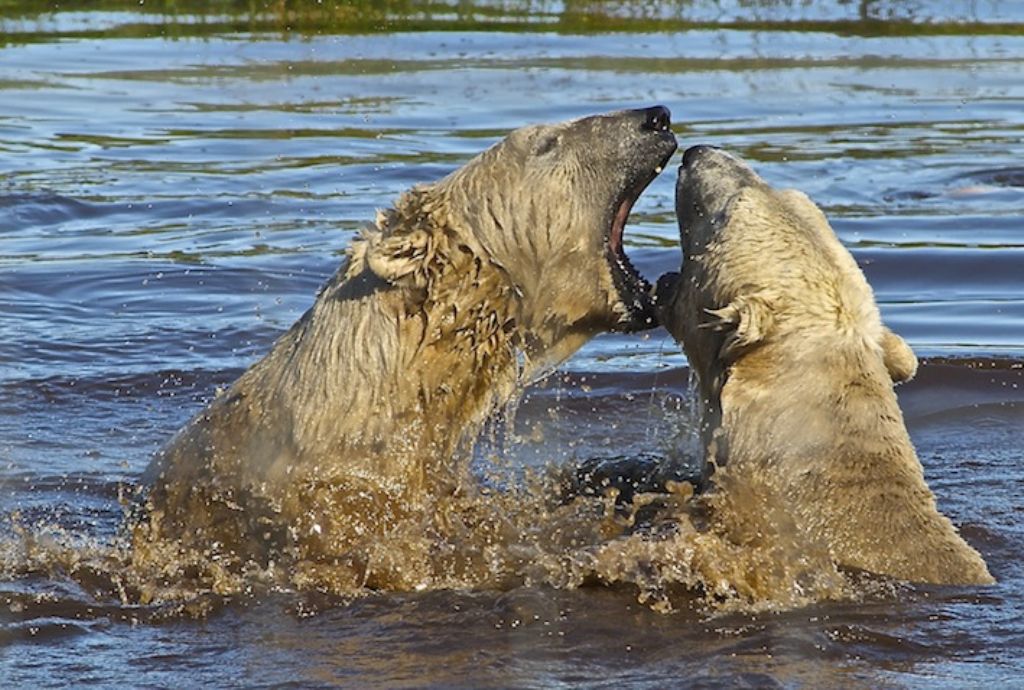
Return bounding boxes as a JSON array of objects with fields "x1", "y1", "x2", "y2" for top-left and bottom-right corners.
[{"x1": 605, "y1": 151, "x2": 675, "y2": 330}]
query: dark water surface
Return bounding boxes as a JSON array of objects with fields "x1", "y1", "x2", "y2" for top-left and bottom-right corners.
[{"x1": 2, "y1": 2, "x2": 1024, "y2": 688}]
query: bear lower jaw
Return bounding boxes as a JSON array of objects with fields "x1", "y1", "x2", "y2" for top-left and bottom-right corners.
[
  {"x1": 606, "y1": 244, "x2": 657, "y2": 331},
  {"x1": 605, "y1": 184, "x2": 653, "y2": 328}
]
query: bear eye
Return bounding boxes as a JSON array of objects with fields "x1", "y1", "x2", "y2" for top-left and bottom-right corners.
[{"x1": 533, "y1": 133, "x2": 560, "y2": 157}]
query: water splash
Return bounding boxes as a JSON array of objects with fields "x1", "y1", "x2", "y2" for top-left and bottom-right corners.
[{"x1": 2, "y1": 448, "x2": 873, "y2": 621}]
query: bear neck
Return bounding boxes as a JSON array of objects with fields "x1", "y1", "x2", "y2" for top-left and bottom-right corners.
[
  {"x1": 221, "y1": 182, "x2": 602, "y2": 499},
  {"x1": 707, "y1": 338, "x2": 932, "y2": 522},
  {"x1": 242, "y1": 226, "x2": 528, "y2": 495},
  {"x1": 712, "y1": 339, "x2": 992, "y2": 585}
]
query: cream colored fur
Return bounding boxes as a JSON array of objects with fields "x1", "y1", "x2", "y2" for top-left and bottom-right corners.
[
  {"x1": 136, "y1": 109, "x2": 676, "y2": 588},
  {"x1": 658, "y1": 148, "x2": 992, "y2": 585}
]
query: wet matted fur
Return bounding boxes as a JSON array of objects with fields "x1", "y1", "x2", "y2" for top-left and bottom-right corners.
[{"x1": 132, "y1": 107, "x2": 677, "y2": 592}]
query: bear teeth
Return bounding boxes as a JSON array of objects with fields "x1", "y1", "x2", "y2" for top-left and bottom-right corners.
[{"x1": 614, "y1": 248, "x2": 648, "y2": 288}]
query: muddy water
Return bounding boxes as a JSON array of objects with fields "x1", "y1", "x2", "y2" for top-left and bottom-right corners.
[{"x1": 2, "y1": 3, "x2": 1024, "y2": 687}]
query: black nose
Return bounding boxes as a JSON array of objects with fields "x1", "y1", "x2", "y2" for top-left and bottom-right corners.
[
  {"x1": 640, "y1": 105, "x2": 671, "y2": 133},
  {"x1": 682, "y1": 144, "x2": 717, "y2": 168}
]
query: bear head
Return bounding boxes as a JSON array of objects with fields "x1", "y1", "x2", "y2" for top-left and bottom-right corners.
[
  {"x1": 362, "y1": 107, "x2": 678, "y2": 346},
  {"x1": 657, "y1": 146, "x2": 917, "y2": 402}
]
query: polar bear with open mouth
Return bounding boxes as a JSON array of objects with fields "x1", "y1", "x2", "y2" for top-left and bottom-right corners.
[{"x1": 134, "y1": 107, "x2": 678, "y2": 592}]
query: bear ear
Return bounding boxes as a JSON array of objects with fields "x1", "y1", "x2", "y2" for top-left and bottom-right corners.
[
  {"x1": 880, "y1": 326, "x2": 918, "y2": 383},
  {"x1": 701, "y1": 293, "x2": 775, "y2": 363},
  {"x1": 364, "y1": 229, "x2": 432, "y2": 288}
]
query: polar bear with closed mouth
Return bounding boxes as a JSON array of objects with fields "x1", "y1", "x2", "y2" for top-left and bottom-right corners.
[
  {"x1": 133, "y1": 107, "x2": 677, "y2": 592},
  {"x1": 655, "y1": 145, "x2": 993, "y2": 586}
]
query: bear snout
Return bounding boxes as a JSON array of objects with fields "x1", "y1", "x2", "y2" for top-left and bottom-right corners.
[{"x1": 640, "y1": 105, "x2": 672, "y2": 133}]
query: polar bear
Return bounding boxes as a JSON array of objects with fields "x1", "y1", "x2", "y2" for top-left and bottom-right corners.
[
  {"x1": 133, "y1": 107, "x2": 677, "y2": 592},
  {"x1": 655, "y1": 145, "x2": 992, "y2": 585}
]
